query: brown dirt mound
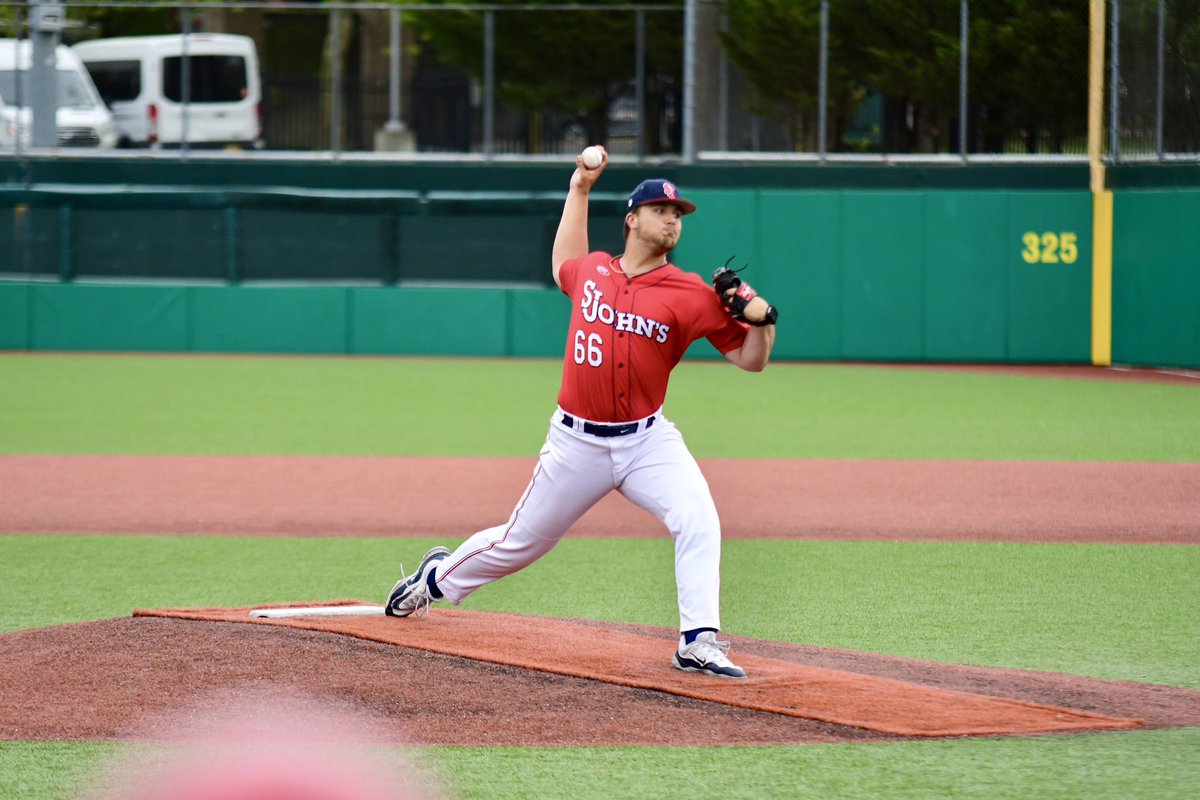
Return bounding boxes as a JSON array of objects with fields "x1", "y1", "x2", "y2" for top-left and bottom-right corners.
[
  {"x1": 136, "y1": 603, "x2": 1143, "y2": 738},
  {"x1": 3, "y1": 613, "x2": 1198, "y2": 747}
]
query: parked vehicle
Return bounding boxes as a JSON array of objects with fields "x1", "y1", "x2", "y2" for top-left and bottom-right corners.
[
  {"x1": 0, "y1": 39, "x2": 118, "y2": 148},
  {"x1": 73, "y1": 33, "x2": 262, "y2": 149}
]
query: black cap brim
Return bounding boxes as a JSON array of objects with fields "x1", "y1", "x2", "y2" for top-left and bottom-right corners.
[{"x1": 638, "y1": 198, "x2": 697, "y2": 215}]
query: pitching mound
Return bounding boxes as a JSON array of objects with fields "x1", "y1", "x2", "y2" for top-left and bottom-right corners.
[
  {"x1": 4, "y1": 607, "x2": 1198, "y2": 746},
  {"x1": 136, "y1": 603, "x2": 1142, "y2": 738}
]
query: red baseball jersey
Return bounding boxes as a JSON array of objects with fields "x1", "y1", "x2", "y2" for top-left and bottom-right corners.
[{"x1": 556, "y1": 252, "x2": 749, "y2": 422}]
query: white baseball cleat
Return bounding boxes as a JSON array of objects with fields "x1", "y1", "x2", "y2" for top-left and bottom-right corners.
[
  {"x1": 672, "y1": 631, "x2": 748, "y2": 679},
  {"x1": 385, "y1": 546, "x2": 451, "y2": 618}
]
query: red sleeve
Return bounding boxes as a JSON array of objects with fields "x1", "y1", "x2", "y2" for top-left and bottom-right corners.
[
  {"x1": 557, "y1": 255, "x2": 589, "y2": 297},
  {"x1": 706, "y1": 311, "x2": 749, "y2": 354},
  {"x1": 685, "y1": 273, "x2": 747, "y2": 354}
]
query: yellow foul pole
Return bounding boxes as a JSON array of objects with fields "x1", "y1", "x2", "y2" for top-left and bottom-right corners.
[{"x1": 1089, "y1": 0, "x2": 1113, "y2": 365}]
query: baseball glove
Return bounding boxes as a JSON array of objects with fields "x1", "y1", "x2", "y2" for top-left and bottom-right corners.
[{"x1": 712, "y1": 257, "x2": 778, "y2": 326}]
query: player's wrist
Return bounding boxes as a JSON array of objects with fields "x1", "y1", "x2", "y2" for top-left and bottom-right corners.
[{"x1": 750, "y1": 304, "x2": 778, "y2": 327}]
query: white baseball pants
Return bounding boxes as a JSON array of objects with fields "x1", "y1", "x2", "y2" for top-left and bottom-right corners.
[{"x1": 433, "y1": 407, "x2": 723, "y2": 632}]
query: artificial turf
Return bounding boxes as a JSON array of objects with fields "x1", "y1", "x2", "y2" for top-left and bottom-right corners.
[
  {"x1": 1, "y1": 354, "x2": 1197, "y2": 460},
  {"x1": 1, "y1": 353, "x2": 1196, "y2": 800}
]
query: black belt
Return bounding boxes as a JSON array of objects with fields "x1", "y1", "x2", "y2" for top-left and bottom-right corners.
[{"x1": 561, "y1": 414, "x2": 655, "y2": 438}]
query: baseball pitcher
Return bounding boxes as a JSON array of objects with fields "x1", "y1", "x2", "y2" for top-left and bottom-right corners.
[{"x1": 386, "y1": 146, "x2": 778, "y2": 679}]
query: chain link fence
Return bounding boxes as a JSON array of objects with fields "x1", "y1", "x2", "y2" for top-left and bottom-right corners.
[
  {"x1": 0, "y1": 0, "x2": 1195, "y2": 161},
  {"x1": 714, "y1": 0, "x2": 1195, "y2": 159},
  {"x1": 1112, "y1": 0, "x2": 1200, "y2": 158}
]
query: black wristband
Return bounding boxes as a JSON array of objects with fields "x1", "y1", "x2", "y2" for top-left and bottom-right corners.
[{"x1": 751, "y1": 304, "x2": 778, "y2": 327}]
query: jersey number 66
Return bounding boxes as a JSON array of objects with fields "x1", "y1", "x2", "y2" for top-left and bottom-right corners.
[{"x1": 573, "y1": 329, "x2": 603, "y2": 367}]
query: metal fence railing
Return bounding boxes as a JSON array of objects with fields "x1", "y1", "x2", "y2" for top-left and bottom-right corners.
[{"x1": 0, "y1": 0, "x2": 1195, "y2": 162}]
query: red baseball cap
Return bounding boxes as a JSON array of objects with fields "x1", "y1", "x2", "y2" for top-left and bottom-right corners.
[{"x1": 626, "y1": 179, "x2": 697, "y2": 215}]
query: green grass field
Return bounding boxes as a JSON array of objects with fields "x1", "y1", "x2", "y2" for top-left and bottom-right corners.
[
  {"x1": 3, "y1": 354, "x2": 1198, "y2": 460},
  {"x1": 1, "y1": 353, "x2": 1197, "y2": 800}
]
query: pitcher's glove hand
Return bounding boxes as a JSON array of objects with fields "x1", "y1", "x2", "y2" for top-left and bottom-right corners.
[{"x1": 712, "y1": 257, "x2": 778, "y2": 326}]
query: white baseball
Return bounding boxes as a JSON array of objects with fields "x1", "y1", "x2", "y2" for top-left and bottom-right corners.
[{"x1": 581, "y1": 146, "x2": 604, "y2": 169}]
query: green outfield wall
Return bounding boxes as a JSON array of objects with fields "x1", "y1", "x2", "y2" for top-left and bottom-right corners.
[
  {"x1": 1, "y1": 158, "x2": 1196, "y2": 367},
  {"x1": 0, "y1": 282, "x2": 572, "y2": 358},
  {"x1": 1110, "y1": 189, "x2": 1200, "y2": 369},
  {"x1": 672, "y1": 188, "x2": 1094, "y2": 363}
]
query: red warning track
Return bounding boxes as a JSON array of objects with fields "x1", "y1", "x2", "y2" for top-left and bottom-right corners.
[{"x1": 2, "y1": 455, "x2": 1198, "y2": 543}]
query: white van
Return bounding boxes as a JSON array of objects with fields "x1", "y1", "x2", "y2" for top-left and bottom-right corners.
[
  {"x1": 0, "y1": 39, "x2": 118, "y2": 148},
  {"x1": 72, "y1": 33, "x2": 262, "y2": 149}
]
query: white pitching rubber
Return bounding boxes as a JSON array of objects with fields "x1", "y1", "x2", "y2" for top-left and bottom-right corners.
[{"x1": 249, "y1": 605, "x2": 385, "y2": 619}]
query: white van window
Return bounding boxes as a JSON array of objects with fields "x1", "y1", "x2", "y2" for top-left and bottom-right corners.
[
  {"x1": 84, "y1": 60, "x2": 141, "y2": 105},
  {"x1": 0, "y1": 69, "x2": 100, "y2": 109},
  {"x1": 163, "y1": 55, "x2": 248, "y2": 103}
]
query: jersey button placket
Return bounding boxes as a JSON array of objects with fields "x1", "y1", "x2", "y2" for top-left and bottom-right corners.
[{"x1": 616, "y1": 290, "x2": 634, "y2": 418}]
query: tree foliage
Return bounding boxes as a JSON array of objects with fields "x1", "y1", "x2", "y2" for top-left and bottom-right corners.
[
  {"x1": 718, "y1": 0, "x2": 1100, "y2": 153},
  {"x1": 401, "y1": 0, "x2": 684, "y2": 147},
  {"x1": 717, "y1": 0, "x2": 822, "y2": 119}
]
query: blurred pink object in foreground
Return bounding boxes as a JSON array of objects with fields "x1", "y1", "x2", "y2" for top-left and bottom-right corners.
[{"x1": 82, "y1": 689, "x2": 447, "y2": 800}]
